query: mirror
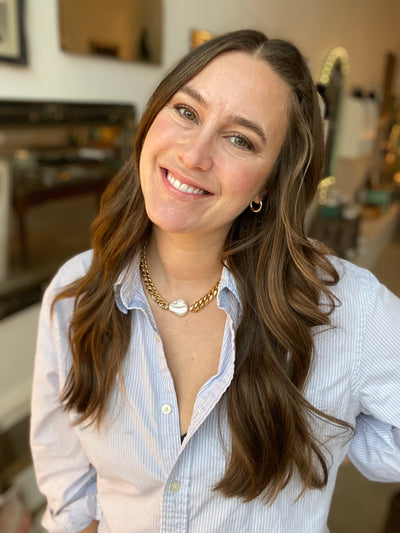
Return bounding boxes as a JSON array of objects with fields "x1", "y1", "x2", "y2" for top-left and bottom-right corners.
[
  {"x1": 58, "y1": 0, "x2": 162, "y2": 65},
  {"x1": 305, "y1": 48, "x2": 349, "y2": 234},
  {"x1": 317, "y1": 47, "x2": 349, "y2": 178}
]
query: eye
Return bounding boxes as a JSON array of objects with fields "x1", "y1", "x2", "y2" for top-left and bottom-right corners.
[
  {"x1": 174, "y1": 104, "x2": 197, "y2": 122},
  {"x1": 227, "y1": 134, "x2": 253, "y2": 151}
]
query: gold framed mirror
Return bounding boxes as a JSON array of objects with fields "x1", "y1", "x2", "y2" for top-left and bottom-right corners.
[{"x1": 58, "y1": 0, "x2": 162, "y2": 65}]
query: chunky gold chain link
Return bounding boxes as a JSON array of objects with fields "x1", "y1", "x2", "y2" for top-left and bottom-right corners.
[
  {"x1": 140, "y1": 242, "x2": 220, "y2": 314},
  {"x1": 189, "y1": 281, "x2": 220, "y2": 313}
]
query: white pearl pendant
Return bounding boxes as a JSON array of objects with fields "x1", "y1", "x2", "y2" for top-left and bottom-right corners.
[{"x1": 169, "y1": 299, "x2": 188, "y2": 317}]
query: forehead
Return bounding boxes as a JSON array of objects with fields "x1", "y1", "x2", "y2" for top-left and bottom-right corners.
[{"x1": 179, "y1": 51, "x2": 290, "y2": 136}]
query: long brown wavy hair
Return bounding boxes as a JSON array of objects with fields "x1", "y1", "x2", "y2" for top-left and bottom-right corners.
[{"x1": 53, "y1": 30, "x2": 352, "y2": 503}]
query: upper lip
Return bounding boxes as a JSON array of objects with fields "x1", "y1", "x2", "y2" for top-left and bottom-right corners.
[{"x1": 161, "y1": 166, "x2": 213, "y2": 194}]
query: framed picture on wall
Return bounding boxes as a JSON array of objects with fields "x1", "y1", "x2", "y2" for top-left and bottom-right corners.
[{"x1": 0, "y1": 0, "x2": 27, "y2": 64}]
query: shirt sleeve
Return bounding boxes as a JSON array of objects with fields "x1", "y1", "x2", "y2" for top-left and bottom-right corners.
[
  {"x1": 348, "y1": 278, "x2": 400, "y2": 481},
  {"x1": 30, "y1": 279, "x2": 102, "y2": 532}
]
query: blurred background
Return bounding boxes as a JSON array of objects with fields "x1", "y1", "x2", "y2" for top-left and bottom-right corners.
[{"x1": 0, "y1": 1, "x2": 400, "y2": 531}]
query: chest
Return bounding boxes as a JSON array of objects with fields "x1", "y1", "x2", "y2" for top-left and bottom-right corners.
[
  {"x1": 73, "y1": 306, "x2": 234, "y2": 483},
  {"x1": 150, "y1": 300, "x2": 227, "y2": 432}
]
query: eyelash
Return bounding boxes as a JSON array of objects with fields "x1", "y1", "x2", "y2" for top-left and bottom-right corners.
[
  {"x1": 228, "y1": 134, "x2": 253, "y2": 151},
  {"x1": 174, "y1": 104, "x2": 197, "y2": 122},
  {"x1": 173, "y1": 103, "x2": 254, "y2": 152}
]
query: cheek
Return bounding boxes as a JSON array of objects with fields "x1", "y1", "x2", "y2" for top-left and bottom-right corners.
[
  {"x1": 139, "y1": 127, "x2": 166, "y2": 179},
  {"x1": 140, "y1": 114, "x2": 170, "y2": 160},
  {"x1": 145, "y1": 112, "x2": 177, "y2": 147},
  {"x1": 222, "y1": 161, "x2": 269, "y2": 200}
]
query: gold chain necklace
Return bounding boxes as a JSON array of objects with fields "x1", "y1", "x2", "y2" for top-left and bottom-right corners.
[{"x1": 140, "y1": 242, "x2": 220, "y2": 317}]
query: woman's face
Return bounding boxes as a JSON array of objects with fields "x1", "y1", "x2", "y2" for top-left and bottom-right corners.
[{"x1": 139, "y1": 50, "x2": 290, "y2": 242}]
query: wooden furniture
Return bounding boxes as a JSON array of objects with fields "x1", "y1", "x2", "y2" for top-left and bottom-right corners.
[{"x1": 0, "y1": 100, "x2": 136, "y2": 317}]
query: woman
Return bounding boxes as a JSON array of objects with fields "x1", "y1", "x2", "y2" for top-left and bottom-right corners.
[{"x1": 31, "y1": 30, "x2": 400, "y2": 532}]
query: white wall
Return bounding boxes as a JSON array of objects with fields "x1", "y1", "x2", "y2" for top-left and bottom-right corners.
[{"x1": 0, "y1": 0, "x2": 399, "y2": 116}]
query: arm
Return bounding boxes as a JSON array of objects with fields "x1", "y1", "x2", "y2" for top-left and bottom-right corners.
[
  {"x1": 349, "y1": 278, "x2": 400, "y2": 481},
  {"x1": 30, "y1": 276, "x2": 101, "y2": 532},
  {"x1": 348, "y1": 415, "x2": 400, "y2": 481}
]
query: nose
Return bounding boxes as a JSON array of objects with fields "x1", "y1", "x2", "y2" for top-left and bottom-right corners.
[{"x1": 177, "y1": 130, "x2": 213, "y2": 172}]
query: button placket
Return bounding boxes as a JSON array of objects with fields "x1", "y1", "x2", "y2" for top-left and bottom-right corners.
[
  {"x1": 158, "y1": 367, "x2": 181, "y2": 469},
  {"x1": 162, "y1": 461, "x2": 192, "y2": 531}
]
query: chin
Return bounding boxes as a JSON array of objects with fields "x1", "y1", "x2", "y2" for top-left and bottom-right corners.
[{"x1": 145, "y1": 207, "x2": 192, "y2": 235}]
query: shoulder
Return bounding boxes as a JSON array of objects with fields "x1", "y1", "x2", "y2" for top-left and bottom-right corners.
[
  {"x1": 41, "y1": 250, "x2": 93, "y2": 314},
  {"x1": 327, "y1": 255, "x2": 379, "y2": 301},
  {"x1": 36, "y1": 251, "x2": 94, "y2": 349},
  {"x1": 325, "y1": 256, "x2": 400, "y2": 328},
  {"x1": 48, "y1": 250, "x2": 94, "y2": 291}
]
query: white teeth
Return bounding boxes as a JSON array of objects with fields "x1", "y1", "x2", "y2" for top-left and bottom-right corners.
[{"x1": 166, "y1": 171, "x2": 206, "y2": 195}]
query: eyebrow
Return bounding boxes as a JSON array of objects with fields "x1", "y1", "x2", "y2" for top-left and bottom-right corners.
[
  {"x1": 179, "y1": 85, "x2": 267, "y2": 145},
  {"x1": 230, "y1": 115, "x2": 267, "y2": 145}
]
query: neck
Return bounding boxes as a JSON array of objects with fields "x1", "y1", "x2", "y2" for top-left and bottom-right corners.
[{"x1": 146, "y1": 227, "x2": 225, "y2": 290}]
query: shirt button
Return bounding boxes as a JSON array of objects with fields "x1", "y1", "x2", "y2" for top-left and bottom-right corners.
[
  {"x1": 161, "y1": 404, "x2": 172, "y2": 415},
  {"x1": 154, "y1": 334, "x2": 161, "y2": 343},
  {"x1": 170, "y1": 480, "x2": 181, "y2": 493}
]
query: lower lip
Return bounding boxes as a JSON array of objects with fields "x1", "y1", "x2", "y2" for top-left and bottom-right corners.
[{"x1": 161, "y1": 168, "x2": 210, "y2": 199}]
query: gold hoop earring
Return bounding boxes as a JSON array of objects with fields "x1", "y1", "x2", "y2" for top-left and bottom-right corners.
[{"x1": 250, "y1": 200, "x2": 263, "y2": 213}]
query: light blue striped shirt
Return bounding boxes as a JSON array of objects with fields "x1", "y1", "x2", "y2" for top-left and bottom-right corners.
[{"x1": 31, "y1": 250, "x2": 400, "y2": 533}]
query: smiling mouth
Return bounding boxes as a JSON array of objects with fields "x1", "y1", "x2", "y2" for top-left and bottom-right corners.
[{"x1": 165, "y1": 170, "x2": 210, "y2": 195}]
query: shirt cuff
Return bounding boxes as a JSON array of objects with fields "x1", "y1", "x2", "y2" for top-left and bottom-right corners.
[
  {"x1": 348, "y1": 414, "x2": 400, "y2": 482},
  {"x1": 42, "y1": 492, "x2": 101, "y2": 533}
]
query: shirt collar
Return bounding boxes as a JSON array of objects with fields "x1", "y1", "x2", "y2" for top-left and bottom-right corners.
[
  {"x1": 114, "y1": 252, "x2": 142, "y2": 314},
  {"x1": 113, "y1": 252, "x2": 242, "y2": 322}
]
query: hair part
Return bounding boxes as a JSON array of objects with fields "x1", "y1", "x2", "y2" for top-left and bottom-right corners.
[{"x1": 53, "y1": 29, "x2": 352, "y2": 504}]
